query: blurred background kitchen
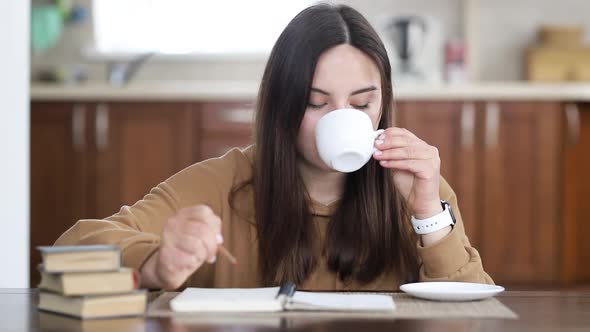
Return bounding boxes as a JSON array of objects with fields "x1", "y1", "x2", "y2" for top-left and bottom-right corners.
[{"x1": 2, "y1": 0, "x2": 589, "y2": 289}]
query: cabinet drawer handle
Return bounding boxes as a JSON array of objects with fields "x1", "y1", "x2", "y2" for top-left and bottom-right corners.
[
  {"x1": 72, "y1": 104, "x2": 86, "y2": 151},
  {"x1": 485, "y1": 102, "x2": 500, "y2": 148},
  {"x1": 95, "y1": 103, "x2": 110, "y2": 151},
  {"x1": 461, "y1": 102, "x2": 476, "y2": 148},
  {"x1": 565, "y1": 103, "x2": 580, "y2": 146},
  {"x1": 219, "y1": 108, "x2": 254, "y2": 124}
]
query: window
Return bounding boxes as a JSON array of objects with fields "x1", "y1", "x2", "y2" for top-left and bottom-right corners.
[{"x1": 92, "y1": 0, "x2": 313, "y2": 56}]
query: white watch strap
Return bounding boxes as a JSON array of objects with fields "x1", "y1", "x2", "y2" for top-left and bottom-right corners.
[{"x1": 411, "y1": 206, "x2": 454, "y2": 235}]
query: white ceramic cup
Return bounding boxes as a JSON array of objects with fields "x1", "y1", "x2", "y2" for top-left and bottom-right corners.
[{"x1": 315, "y1": 108, "x2": 384, "y2": 173}]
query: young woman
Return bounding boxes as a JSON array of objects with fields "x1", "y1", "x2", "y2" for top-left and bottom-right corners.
[{"x1": 56, "y1": 4, "x2": 492, "y2": 290}]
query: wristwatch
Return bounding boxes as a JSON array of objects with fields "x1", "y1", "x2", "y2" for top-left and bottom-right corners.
[{"x1": 411, "y1": 200, "x2": 456, "y2": 235}]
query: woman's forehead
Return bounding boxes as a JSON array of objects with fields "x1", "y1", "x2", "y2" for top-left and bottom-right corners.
[{"x1": 312, "y1": 44, "x2": 381, "y2": 92}]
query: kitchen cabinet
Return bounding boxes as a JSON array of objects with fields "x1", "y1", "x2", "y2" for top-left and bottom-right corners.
[
  {"x1": 90, "y1": 102, "x2": 195, "y2": 218},
  {"x1": 30, "y1": 101, "x2": 198, "y2": 286},
  {"x1": 396, "y1": 101, "x2": 481, "y2": 246},
  {"x1": 397, "y1": 101, "x2": 573, "y2": 284},
  {"x1": 30, "y1": 100, "x2": 256, "y2": 286},
  {"x1": 30, "y1": 102, "x2": 91, "y2": 287},
  {"x1": 198, "y1": 102, "x2": 255, "y2": 160},
  {"x1": 562, "y1": 102, "x2": 590, "y2": 284},
  {"x1": 30, "y1": 98, "x2": 589, "y2": 287},
  {"x1": 477, "y1": 101, "x2": 563, "y2": 283}
]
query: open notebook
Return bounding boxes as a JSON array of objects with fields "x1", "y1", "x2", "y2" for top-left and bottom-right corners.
[{"x1": 170, "y1": 287, "x2": 395, "y2": 313}]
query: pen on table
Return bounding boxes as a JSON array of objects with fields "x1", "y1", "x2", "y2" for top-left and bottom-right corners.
[
  {"x1": 276, "y1": 281, "x2": 297, "y2": 307},
  {"x1": 218, "y1": 244, "x2": 238, "y2": 265}
]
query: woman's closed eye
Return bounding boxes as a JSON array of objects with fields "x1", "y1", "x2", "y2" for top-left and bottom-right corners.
[
  {"x1": 352, "y1": 103, "x2": 370, "y2": 109},
  {"x1": 308, "y1": 102, "x2": 370, "y2": 109},
  {"x1": 308, "y1": 102, "x2": 328, "y2": 109}
]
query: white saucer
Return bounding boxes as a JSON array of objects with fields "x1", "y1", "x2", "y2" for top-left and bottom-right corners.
[{"x1": 399, "y1": 282, "x2": 505, "y2": 301}]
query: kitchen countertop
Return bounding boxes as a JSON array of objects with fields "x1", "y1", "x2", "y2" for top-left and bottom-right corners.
[{"x1": 30, "y1": 81, "x2": 590, "y2": 101}]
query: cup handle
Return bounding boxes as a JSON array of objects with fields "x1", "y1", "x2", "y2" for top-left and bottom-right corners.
[{"x1": 372, "y1": 129, "x2": 385, "y2": 153}]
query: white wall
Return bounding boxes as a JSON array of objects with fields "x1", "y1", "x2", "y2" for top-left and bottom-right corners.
[
  {"x1": 32, "y1": 0, "x2": 590, "y2": 82},
  {"x1": 0, "y1": 1, "x2": 30, "y2": 288},
  {"x1": 478, "y1": 0, "x2": 590, "y2": 81}
]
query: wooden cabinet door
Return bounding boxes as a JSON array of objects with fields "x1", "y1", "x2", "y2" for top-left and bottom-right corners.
[
  {"x1": 197, "y1": 102, "x2": 255, "y2": 161},
  {"x1": 395, "y1": 101, "x2": 481, "y2": 246},
  {"x1": 92, "y1": 102, "x2": 195, "y2": 219},
  {"x1": 562, "y1": 102, "x2": 590, "y2": 283},
  {"x1": 30, "y1": 102, "x2": 92, "y2": 286},
  {"x1": 479, "y1": 101, "x2": 563, "y2": 284}
]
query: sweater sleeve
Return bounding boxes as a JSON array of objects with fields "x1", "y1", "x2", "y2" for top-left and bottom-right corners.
[
  {"x1": 417, "y1": 177, "x2": 494, "y2": 284},
  {"x1": 54, "y1": 148, "x2": 247, "y2": 272}
]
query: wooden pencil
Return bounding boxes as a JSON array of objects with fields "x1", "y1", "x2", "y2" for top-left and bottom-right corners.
[{"x1": 218, "y1": 245, "x2": 238, "y2": 265}]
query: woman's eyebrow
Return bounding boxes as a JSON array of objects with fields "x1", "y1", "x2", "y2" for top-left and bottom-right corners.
[
  {"x1": 310, "y1": 87, "x2": 331, "y2": 95},
  {"x1": 310, "y1": 86, "x2": 378, "y2": 96},
  {"x1": 350, "y1": 86, "x2": 378, "y2": 96}
]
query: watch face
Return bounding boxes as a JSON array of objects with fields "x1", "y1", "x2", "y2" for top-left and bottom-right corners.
[{"x1": 441, "y1": 200, "x2": 456, "y2": 224}]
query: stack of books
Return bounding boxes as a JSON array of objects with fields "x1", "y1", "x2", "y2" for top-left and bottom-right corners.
[{"x1": 36, "y1": 245, "x2": 147, "y2": 319}]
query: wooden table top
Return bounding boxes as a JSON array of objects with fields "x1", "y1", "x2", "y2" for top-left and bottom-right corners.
[{"x1": 1, "y1": 289, "x2": 589, "y2": 331}]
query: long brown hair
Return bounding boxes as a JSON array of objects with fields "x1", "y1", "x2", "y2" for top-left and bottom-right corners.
[{"x1": 234, "y1": 3, "x2": 419, "y2": 286}]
